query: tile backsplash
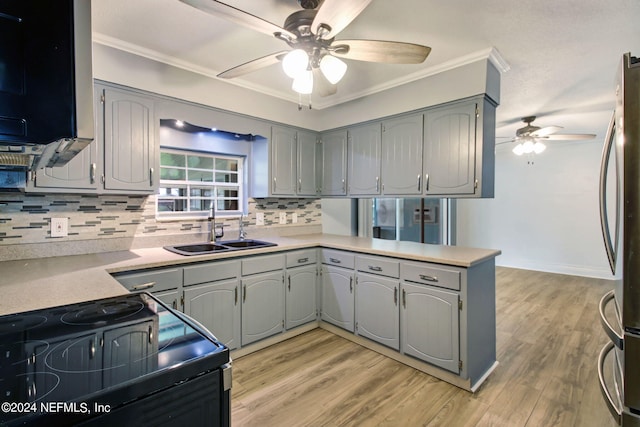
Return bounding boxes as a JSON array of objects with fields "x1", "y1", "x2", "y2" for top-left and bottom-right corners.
[{"x1": 0, "y1": 194, "x2": 321, "y2": 258}]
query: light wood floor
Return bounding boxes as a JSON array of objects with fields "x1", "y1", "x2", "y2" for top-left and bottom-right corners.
[{"x1": 231, "y1": 267, "x2": 617, "y2": 427}]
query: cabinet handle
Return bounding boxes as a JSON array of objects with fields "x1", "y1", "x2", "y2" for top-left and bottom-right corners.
[
  {"x1": 329, "y1": 257, "x2": 341, "y2": 264},
  {"x1": 375, "y1": 176, "x2": 379, "y2": 193},
  {"x1": 419, "y1": 274, "x2": 438, "y2": 282},
  {"x1": 243, "y1": 285, "x2": 247, "y2": 303},
  {"x1": 90, "y1": 163, "x2": 96, "y2": 184},
  {"x1": 402, "y1": 289, "x2": 406, "y2": 308},
  {"x1": 149, "y1": 167, "x2": 154, "y2": 187},
  {"x1": 298, "y1": 178, "x2": 302, "y2": 192},
  {"x1": 394, "y1": 287, "x2": 398, "y2": 305},
  {"x1": 273, "y1": 177, "x2": 276, "y2": 192},
  {"x1": 131, "y1": 281, "x2": 156, "y2": 291},
  {"x1": 417, "y1": 174, "x2": 421, "y2": 192},
  {"x1": 298, "y1": 257, "x2": 309, "y2": 264},
  {"x1": 342, "y1": 179, "x2": 346, "y2": 193},
  {"x1": 349, "y1": 277, "x2": 353, "y2": 293},
  {"x1": 368, "y1": 265, "x2": 382, "y2": 272},
  {"x1": 425, "y1": 174, "x2": 429, "y2": 192},
  {"x1": 288, "y1": 275, "x2": 291, "y2": 291},
  {"x1": 90, "y1": 339, "x2": 96, "y2": 359},
  {"x1": 172, "y1": 299, "x2": 177, "y2": 310},
  {"x1": 234, "y1": 286, "x2": 238, "y2": 305},
  {"x1": 148, "y1": 325, "x2": 153, "y2": 344}
]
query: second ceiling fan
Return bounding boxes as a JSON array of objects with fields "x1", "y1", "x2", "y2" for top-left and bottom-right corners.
[{"x1": 179, "y1": 0, "x2": 431, "y2": 97}]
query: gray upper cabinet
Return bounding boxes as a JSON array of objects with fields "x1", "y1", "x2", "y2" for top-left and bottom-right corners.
[
  {"x1": 347, "y1": 122, "x2": 381, "y2": 196},
  {"x1": 320, "y1": 129, "x2": 348, "y2": 196},
  {"x1": 423, "y1": 96, "x2": 495, "y2": 198},
  {"x1": 270, "y1": 125, "x2": 297, "y2": 196},
  {"x1": 297, "y1": 130, "x2": 319, "y2": 196},
  {"x1": 102, "y1": 86, "x2": 157, "y2": 193},
  {"x1": 381, "y1": 114, "x2": 423, "y2": 196}
]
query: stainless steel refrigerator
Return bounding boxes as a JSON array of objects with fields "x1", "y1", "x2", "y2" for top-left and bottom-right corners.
[{"x1": 599, "y1": 52, "x2": 640, "y2": 426}]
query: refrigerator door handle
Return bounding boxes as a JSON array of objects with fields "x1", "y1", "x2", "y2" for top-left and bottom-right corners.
[
  {"x1": 599, "y1": 290, "x2": 624, "y2": 349},
  {"x1": 599, "y1": 111, "x2": 618, "y2": 275},
  {"x1": 598, "y1": 341, "x2": 622, "y2": 425}
]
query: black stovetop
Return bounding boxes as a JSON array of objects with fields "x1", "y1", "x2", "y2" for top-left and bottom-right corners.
[{"x1": 0, "y1": 292, "x2": 229, "y2": 425}]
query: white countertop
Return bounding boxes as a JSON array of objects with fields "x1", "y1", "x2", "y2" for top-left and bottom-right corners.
[{"x1": 0, "y1": 234, "x2": 500, "y2": 316}]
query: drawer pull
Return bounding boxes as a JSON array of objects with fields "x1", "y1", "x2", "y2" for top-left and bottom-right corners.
[
  {"x1": 131, "y1": 281, "x2": 156, "y2": 291},
  {"x1": 368, "y1": 265, "x2": 383, "y2": 272},
  {"x1": 298, "y1": 257, "x2": 309, "y2": 264},
  {"x1": 234, "y1": 286, "x2": 238, "y2": 305},
  {"x1": 419, "y1": 274, "x2": 438, "y2": 282},
  {"x1": 329, "y1": 258, "x2": 341, "y2": 264}
]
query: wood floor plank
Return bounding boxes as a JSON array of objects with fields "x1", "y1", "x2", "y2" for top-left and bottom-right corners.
[{"x1": 230, "y1": 267, "x2": 620, "y2": 426}]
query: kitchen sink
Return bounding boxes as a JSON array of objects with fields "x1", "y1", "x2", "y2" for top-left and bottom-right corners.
[{"x1": 164, "y1": 239, "x2": 276, "y2": 256}]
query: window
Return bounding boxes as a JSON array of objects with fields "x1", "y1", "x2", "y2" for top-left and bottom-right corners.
[{"x1": 157, "y1": 148, "x2": 244, "y2": 218}]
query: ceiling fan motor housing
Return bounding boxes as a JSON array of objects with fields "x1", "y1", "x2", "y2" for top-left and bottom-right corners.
[{"x1": 298, "y1": 0, "x2": 321, "y2": 10}]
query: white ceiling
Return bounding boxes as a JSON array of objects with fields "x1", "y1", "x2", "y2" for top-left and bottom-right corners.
[{"x1": 92, "y1": 0, "x2": 640, "y2": 140}]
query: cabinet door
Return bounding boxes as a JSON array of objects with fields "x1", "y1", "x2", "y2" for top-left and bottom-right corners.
[
  {"x1": 286, "y1": 264, "x2": 317, "y2": 329},
  {"x1": 271, "y1": 125, "x2": 297, "y2": 196},
  {"x1": 242, "y1": 271, "x2": 285, "y2": 345},
  {"x1": 424, "y1": 101, "x2": 477, "y2": 195},
  {"x1": 297, "y1": 130, "x2": 319, "y2": 196},
  {"x1": 184, "y1": 279, "x2": 241, "y2": 350},
  {"x1": 154, "y1": 289, "x2": 180, "y2": 311},
  {"x1": 320, "y1": 130, "x2": 348, "y2": 195},
  {"x1": 321, "y1": 265, "x2": 354, "y2": 332},
  {"x1": 401, "y1": 283, "x2": 460, "y2": 373},
  {"x1": 348, "y1": 122, "x2": 381, "y2": 195},
  {"x1": 381, "y1": 114, "x2": 423, "y2": 195},
  {"x1": 103, "y1": 87, "x2": 156, "y2": 192},
  {"x1": 355, "y1": 272, "x2": 400, "y2": 350},
  {"x1": 103, "y1": 320, "x2": 157, "y2": 388}
]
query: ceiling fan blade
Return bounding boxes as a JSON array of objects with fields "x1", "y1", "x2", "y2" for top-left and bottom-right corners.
[
  {"x1": 312, "y1": 68, "x2": 337, "y2": 97},
  {"x1": 531, "y1": 125, "x2": 563, "y2": 137},
  {"x1": 332, "y1": 40, "x2": 431, "y2": 64},
  {"x1": 543, "y1": 133, "x2": 597, "y2": 141},
  {"x1": 312, "y1": 0, "x2": 373, "y2": 39},
  {"x1": 217, "y1": 51, "x2": 289, "y2": 79},
  {"x1": 179, "y1": 0, "x2": 296, "y2": 40}
]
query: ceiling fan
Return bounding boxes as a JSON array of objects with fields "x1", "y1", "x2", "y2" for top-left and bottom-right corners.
[
  {"x1": 179, "y1": 0, "x2": 431, "y2": 99},
  {"x1": 502, "y1": 116, "x2": 596, "y2": 156}
]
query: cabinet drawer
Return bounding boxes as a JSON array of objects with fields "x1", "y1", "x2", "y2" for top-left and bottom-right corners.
[
  {"x1": 114, "y1": 268, "x2": 182, "y2": 293},
  {"x1": 356, "y1": 255, "x2": 400, "y2": 278},
  {"x1": 242, "y1": 253, "x2": 285, "y2": 276},
  {"x1": 321, "y1": 249, "x2": 355, "y2": 269},
  {"x1": 286, "y1": 249, "x2": 317, "y2": 268},
  {"x1": 183, "y1": 260, "x2": 239, "y2": 286},
  {"x1": 401, "y1": 262, "x2": 461, "y2": 291}
]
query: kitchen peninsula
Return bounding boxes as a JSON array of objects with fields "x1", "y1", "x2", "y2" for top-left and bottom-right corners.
[{"x1": 0, "y1": 234, "x2": 500, "y2": 391}]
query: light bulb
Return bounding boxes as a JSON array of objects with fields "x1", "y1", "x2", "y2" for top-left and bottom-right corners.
[
  {"x1": 292, "y1": 69, "x2": 313, "y2": 94},
  {"x1": 282, "y1": 49, "x2": 309, "y2": 78},
  {"x1": 533, "y1": 141, "x2": 546, "y2": 154},
  {"x1": 320, "y1": 55, "x2": 347, "y2": 84},
  {"x1": 512, "y1": 144, "x2": 524, "y2": 156}
]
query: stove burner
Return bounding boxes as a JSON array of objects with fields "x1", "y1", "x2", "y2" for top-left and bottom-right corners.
[
  {"x1": 60, "y1": 300, "x2": 145, "y2": 326},
  {"x1": 0, "y1": 314, "x2": 47, "y2": 334}
]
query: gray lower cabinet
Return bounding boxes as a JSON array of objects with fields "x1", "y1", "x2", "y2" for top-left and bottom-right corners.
[
  {"x1": 154, "y1": 289, "x2": 180, "y2": 310},
  {"x1": 400, "y1": 282, "x2": 460, "y2": 373},
  {"x1": 184, "y1": 278, "x2": 241, "y2": 351},
  {"x1": 321, "y1": 265, "x2": 355, "y2": 332},
  {"x1": 355, "y1": 272, "x2": 400, "y2": 350},
  {"x1": 286, "y1": 264, "x2": 318, "y2": 329},
  {"x1": 102, "y1": 320, "x2": 157, "y2": 388},
  {"x1": 241, "y1": 270, "x2": 285, "y2": 346}
]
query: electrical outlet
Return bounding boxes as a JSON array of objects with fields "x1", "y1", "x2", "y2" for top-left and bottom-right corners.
[
  {"x1": 292, "y1": 213, "x2": 298, "y2": 224},
  {"x1": 279, "y1": 212, "x2": 287, "y2": 225},
  {"x1": 51, "y1": 217, "x2": 68, "y2": 237},
  {"x1": 256, "y1": 212, "x2": 265, "y2": 226}
]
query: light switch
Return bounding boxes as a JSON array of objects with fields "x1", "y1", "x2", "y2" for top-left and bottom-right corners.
[
  {"x1": 256, "y1": 212, "x2": 265, "y2": 226},
  {"x1": 51, "y1": 217, "x2": 68, "y2": 237},
  {"x1": 279, "y1": 212, "x2": 287, "y2": 225},
  {"x1": 292, "y1": 213, "x2": 298, "y2": 224}
]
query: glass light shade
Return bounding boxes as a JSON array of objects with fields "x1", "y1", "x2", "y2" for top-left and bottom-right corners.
[
  {"x1": 512, "y1": 144, "x2": 525, "y2": 156},
  {"x1": 533, "y1": 141, "x2": 546, "y2": 154},
  {"x1": 292, "y1": 70, "x2": 313, "y2": 94},
  {"x1": 522, "y1": 139, "x2": 535, "y2": 154},
  {"x1": 319, "y1": 55, "x2": 347, "y2": 84},
  {"x1": 282, "y1": 49, "x2": 309, "y2": 78}
]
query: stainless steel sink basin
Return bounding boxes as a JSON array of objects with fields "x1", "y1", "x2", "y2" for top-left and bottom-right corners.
[
  {"x1": 164, "y1": 243, "x2": 231, "y2": 256},
  {"x1": 164, "y1": 239, "x2": 276, "y2": 256},
  {"x1": 219, "y1": 239, "x2": 277, "y2": 249}
]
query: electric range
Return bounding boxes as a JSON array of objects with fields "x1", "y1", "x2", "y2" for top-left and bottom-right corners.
[{"x1": 0, "y1": 292, "x2": 230, "y2": 426}]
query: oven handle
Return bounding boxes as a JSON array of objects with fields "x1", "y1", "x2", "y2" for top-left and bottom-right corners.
[
  {"x1": 599, "y1": 290, "x2": 624, "y2": 350},
  {"x1": 598, "y1": 341, "x2": 622, "y2": 425}
]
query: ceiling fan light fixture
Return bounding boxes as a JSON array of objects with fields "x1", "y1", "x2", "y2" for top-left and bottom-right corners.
[
  {"x1": 521, "y1": 138, "x2": 535, "y2": 154},
  {"x1": 282, "y1": 49, "x2": 309, "y2": 78},
  {"x1": 292, "y1": 69, "x2": 313, "y2": 94},
  {"x1": 512, "y1": 144, "x2": 525, "y2": 156},
  {"x1": 320, "y1": 55, "x2": 347, "y2": 84},
  {"x1": 533, "y1": 141, "x2": 546, "y2": 154}
]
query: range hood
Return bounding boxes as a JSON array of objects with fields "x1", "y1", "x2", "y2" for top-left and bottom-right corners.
[{"x1": 0, "y1": 0, "x2": 94, "y2": 171}]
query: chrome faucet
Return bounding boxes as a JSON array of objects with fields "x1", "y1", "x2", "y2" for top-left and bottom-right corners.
[
  {"x1": 238, "y1": 214, "x2": 247, "y2": 240},
  {"x1": 208, "y1": 202, "x2": 224, "y2": 243}
]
